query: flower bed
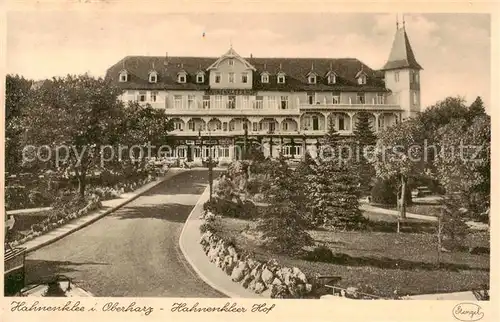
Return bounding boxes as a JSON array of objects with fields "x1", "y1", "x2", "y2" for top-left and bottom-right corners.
[
  {"x1": 198, "y1": 210, "x2": 315, "y2": 299},
  {"x1": 7, "y1": 174, "x2": 159, "y2": 247},
  {"x1": 8, "y1": 195, "x2": 102, "y2": 248}
]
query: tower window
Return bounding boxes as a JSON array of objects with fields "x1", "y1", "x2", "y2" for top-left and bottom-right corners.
[
  {"x1": 394, "y1": 71, "x2": 400, "y2": 82},
  {"x1": 228, "y1": 72, "x2": 235, "y2": 83},
  {"x1": 413, "y1": 92, "x2": 418, "y2": 105},
  {"x1": 228, "y1": 59, "x2": 234, "y2": 66}
]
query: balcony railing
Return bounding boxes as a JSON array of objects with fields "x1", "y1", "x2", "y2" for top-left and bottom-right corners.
[{"x1": 299, "y1": 103, "x2": 402, "y2": 111}]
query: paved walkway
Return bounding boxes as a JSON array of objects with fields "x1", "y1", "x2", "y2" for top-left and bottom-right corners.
[
  {"x1": 179, "y1": 186, "x2": 263, "y2": 298},
  {"x1": 25, "y1": 169, "x2": 225, "y2": 297},
  {"x1": 359, "y1": 202, "x2": 437, "y2": 222},
  {"x1": 19, "y1": 169, "x2": 185, "y2": 253}
]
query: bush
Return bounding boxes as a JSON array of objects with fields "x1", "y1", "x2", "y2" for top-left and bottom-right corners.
[
  {"x1": 304, "y1": 245, "x2": 334, "y2": 262},
  {"x1": 203, "y1": 197, "x2": 257, "y2": 219},
  {"x1": 32, "y1": 223, "x2": 44, "y2": 232},
  {"x1": 199, "y1": 218, "x2": 222, "y2": 234}
]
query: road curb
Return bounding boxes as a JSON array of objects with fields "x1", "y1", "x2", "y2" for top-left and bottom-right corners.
[
  {"x1": 25, "y1": 170, "x2": 182, "y2": 254},
  {"x1": 178, "y1": 187, "x2": 240, "y2": 298},
  {"x1": 178, "y1": 186, "x2": 261, "y2": 299}
]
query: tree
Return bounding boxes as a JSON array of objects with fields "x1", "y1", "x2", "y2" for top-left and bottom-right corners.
[
  {"x1": 257, "y1": 154, "x2": 313, "y2": 254},
  {"x1": 467, "y1": 96, "x2": 486, "y2": 122},
  {"x1": 352, "y1": 112, "x2": 377, "y2": 195},
  {"x1": 434, "y1": 114, "x2": 490, "y2": 217},
  {"x1": 294, "y1": 151, "x2": 317, "y2": 226},
  {"x1": 307, "y1": 157, "x2": 366, "y2": 230},
  {"x1": 373, "y1": 119, "x2": 425, "y2": 219},
  {"x1": 321, "y1": 117, "x2": 341, "y2": 159},
  {"x1": 5, "y1": 75, "x2": 33, "y2": 174},
  {"x1": 21, "y1": 74, "x2": 127, "y2": 199}
]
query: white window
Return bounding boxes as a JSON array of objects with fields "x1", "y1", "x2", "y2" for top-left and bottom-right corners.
[
  {"x1": 119, "y1": 72, "x2": 128, "y2": 82},
  {"x1": 174, "y1": 121, "x2": 183, "y2": 130},
  {"x1": 254, "y1": 96, "x2": 263, "y2": 109},
  {"x1": 151, "y1": 91, "x2": 158, "y2": 102},
  {"x1": 138, "y1": 91, "x2": 147, "y2": 102},
  {"x1": 283, "y1": 122, "x2": 288, "y2": 131},
  {"x1": 413, "y1": 92, "x2": 418, "y2": 105},
  {"x1": 215, "y1": 73, "x2": 221, "y2": 83},
  {"x1": 252, "y1": 122, "x2": 258, "y2": 132},
  {"x1": 358, "y1": 75, "x2": 367, "y2": 85},
  {"x1": 228, "y1": 73, "x2": 235, "y2": 83},
  {"x1": 223, "y1": 122, "x2": 228, "y2": 131},
  {"x1": 215, "y1": 95, "x2": 223, "y2": 109},
  {"x1": 202, "y1": 95, "x2": 210, "y2": 109},
  {"x1": 227, "y1": 96, "x2": 236, "y2": 109},
  {"x1": 394, "y1": 71, "x2": 400, "y2": 82},
  {"x1": 196, "y1": 73, "x2": 204, "y2": 83},
  {"x1": 188, "y1": 120, "x2": 196, "y2": 131},
  {"x1": 332, "y1": 92, "x2": 340, "y2": 104},
  {"x1": 261, "y1": 74, "x2": 269, "y2": 83},
  {"x1": 357, "y1": 93, "x2": 365, "y2": 104},
  {"x1": 338, "y1": 115, "x2": 346, "y2": 130},
  {"x1": 188, "y1": 95, "x2": 195, "y2": 109},
  {"x1": 376, "y1": 93, "x2": 385, "y2": 104},
  {"x1": 277, "y1": 75, "x2": 286, "y2": 84},
  {"x1": 228, "y1": 59, "x2": 234, "y2": 66},
  {"x1": 177, "y1": 147, "x2": 186, "y2": 158},
  {"x1": 178, "y1": 73, "x2": 187, "y2": 83},
  {"x1": 174, "y1": 95, "x2": 182, "y2": 109},
  {"x1": 328, "y1": 74, "x2": 336, "y2": 84},
  {"x1": 307, "y1": 93, "x2": 315, "y2": 105},
  {"x1": 415, "y1": 72, "x2": 419, "y2": 84},
  {"x1": 218, "y1": 146, "x2": 230, "y2": 158},
  {"x1": 308, "y1": 75, "x2": 316, "y2": 84},
  {"x1": 268, "y1": 96, "x2": 278, "y2": 109},
  {"x1": 280, "y1": 96, "x2": 289, "y2": 109},
  {"x1": 242, "y1": 95, "x2": 249, "y2": 109},
  {"x1": 241, "y1": 73, "x2": 248, "y2": 83}
]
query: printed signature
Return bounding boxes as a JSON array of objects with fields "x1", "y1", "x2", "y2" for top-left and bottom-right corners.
[{"x1": 452, "y1": 303, "x2": 484, "y2": 321}]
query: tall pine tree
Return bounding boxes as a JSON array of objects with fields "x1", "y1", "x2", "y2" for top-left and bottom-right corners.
[
  {"x1": 257, "y1": 153, "x2": 313, "y2": 254},
  {"x1": 352, "y1": 112, "x2": 377, "y2": 196}
]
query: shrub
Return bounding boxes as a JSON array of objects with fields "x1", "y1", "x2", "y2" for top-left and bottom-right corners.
[
  {"x1": 203, "y1": 197, "x2": 256, "y2": 219},
  {"x1": 32, "y1": 223, "x2": 44, "y2": 232},
  {"x1": 304, "y1": 245, "x2": 334, "y2": 262},
  {"x1": 199, "y1": 218, "x2": 222, "y2": 234}
]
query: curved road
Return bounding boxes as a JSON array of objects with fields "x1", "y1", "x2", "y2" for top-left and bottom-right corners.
[{"x1": 25, "y1": 170, "x2": 226, "y2": 297}]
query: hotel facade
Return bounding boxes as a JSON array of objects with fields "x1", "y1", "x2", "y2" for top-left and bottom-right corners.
[{"x1": 105, "y1": 25, "x2": 422, "y2": 162}]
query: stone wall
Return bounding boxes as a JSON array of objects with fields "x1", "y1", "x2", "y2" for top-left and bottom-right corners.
[{"x1": 198, "y1": 211, "x2": 314, "y2": 299}]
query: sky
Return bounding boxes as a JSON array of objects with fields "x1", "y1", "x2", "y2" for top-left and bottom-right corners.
[{"x1": 6, "y1": 9, "x2": 491, "y2": 110}]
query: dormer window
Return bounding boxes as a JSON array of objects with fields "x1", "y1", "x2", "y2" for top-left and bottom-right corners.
[
  {"x1": 277, "y1": 73, "x2": 286, "y2": 84},
  {"x1": 328, "y1": 74, "x2": 336, "y2": 84},
  {"x1": 261, "y1": 73, "x2": 269, "y2": 84},
  {"x1": 149, "y1": 72, "x2": 158, "y2": 83},
  {"x1": 119, "y1": 70, "x2": 128, "y2": 82},
  {"x1": 196, "y1": 73, "x2": 205, "y2": 83},
  {"x1": 358, "y1": 75, "x2": 367, "y2": 85},
  {"x1": 177, "y1": 72, "x2": 187, "y2": 83},
  {"x1": 308, "y1": 75, "x2": 317, "y2": 84}
]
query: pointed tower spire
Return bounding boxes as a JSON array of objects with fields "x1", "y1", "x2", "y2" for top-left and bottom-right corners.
[
  {"x1": 402, "y1": 14, "x2": 406, "y2": 29},
  {"x1": 396, "y1": 14, "x2": 399, "y2": 29},
  {"x1": 381, "y1": 21, "x2": 423, "y2": 71}
]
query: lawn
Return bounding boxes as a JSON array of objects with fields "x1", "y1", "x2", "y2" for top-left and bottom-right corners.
[
  {"x1": 375, "y1": 203, "x2": 442, "y2": 217},
  {"x1": 215, "y1": 213, "x2": 490, "y2": 298}
]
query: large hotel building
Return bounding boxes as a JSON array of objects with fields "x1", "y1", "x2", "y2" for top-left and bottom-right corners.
[{"x1": 105, "y1": 25, "x2": 422, "y2": 162}]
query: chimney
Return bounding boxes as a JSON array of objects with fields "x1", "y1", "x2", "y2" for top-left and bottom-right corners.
[
  {"x1": 250, "y1": 53, "x2": 253, "y2": 59},
  {"x1": 164, "y1": 52, "x2": 169, "y2": 66}
]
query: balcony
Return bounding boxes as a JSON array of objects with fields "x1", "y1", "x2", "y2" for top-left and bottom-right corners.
[
  {"x1": 163, "y1": 108, "x2": 300, "y2": 116},
  {"x1": 299, "y1": 103, "x2": 402, "y2": 112}
]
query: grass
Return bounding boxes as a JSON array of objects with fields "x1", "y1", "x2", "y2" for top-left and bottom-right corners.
[
  {"x1": 215, "y1": 214, "x2": 490, "y2": 298},
  {"x1": 376, "y1": 203, "x2": 442, "y2": 217}
]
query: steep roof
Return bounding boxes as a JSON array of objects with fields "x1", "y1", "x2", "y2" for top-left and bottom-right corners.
[
  {"x1": 382, "y1": 27, "x2": 423, "y2": 71},
  {"x1": 105, "y1": 54, "x2": 388, "y2": 92}
]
